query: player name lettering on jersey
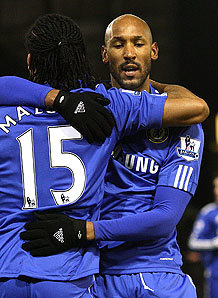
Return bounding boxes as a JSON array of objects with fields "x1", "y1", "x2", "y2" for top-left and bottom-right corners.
[
  {"x1": 35, "y1": 108, "x2": 56, "y2": 115},
  {"x1": 0, "y1": 107, "x2": 56, "y2": 134},
  {"x1": 125, "y1": 154, "x2": 159, "y2": 174}
]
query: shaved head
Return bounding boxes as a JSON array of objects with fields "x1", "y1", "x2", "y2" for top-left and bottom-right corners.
[
  {"x1": 105, "y1": 14, "x2": 153, "y2": 46},
  {"x1": 102, "y1": 14, "x2": 158, "y2": 91}
]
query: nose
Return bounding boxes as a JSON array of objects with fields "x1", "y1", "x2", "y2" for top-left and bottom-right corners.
[{"x1": 123, "y1": 43, "x2": 136, "y2": 60}]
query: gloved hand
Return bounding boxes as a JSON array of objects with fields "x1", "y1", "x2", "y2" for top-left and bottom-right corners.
[
  {"x1": 20, "y1": 212, "x2": 87, "y2": 256},
  {"x1": 53, "y1": 91, "x2": 115, "y2": 143}
]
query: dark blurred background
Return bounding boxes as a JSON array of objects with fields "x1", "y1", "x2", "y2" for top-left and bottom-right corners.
[{"x1": 0, "y1": 1, "x2": 217, "y2": 296}]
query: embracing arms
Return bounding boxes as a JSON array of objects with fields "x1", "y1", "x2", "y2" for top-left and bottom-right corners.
[
  {"x1": 46, "y1": 80, "x2": 210, "y2": 127},
  {"x1": 87, "y1": 186, "x2": 191, "y2": 241},
  {"x1": 0, "y1": 77, "x2": 115, "y2": 143},
  {"x1": 0, "y1": 76, "x2": 209, "y2": 129},
  {"x1": 20, "y1": 186, "x2": 191, "y2": 256},
  {"x1": 150, "y1": 80, "x2": 209, "y2": 126}
]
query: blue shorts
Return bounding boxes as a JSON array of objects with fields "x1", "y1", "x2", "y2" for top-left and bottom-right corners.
[
  {"x1": 0, "y1": 275, "x2": 95, "y2": 298},
  {"x1": 91, "y1": 272, "x2": 197, "y2": 298}
]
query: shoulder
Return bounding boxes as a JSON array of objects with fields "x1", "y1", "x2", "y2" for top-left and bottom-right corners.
[
  {"x1": 171, "y1": 124, "x2": 203, "y2": 135},
  {"x1": 170, "y1": 125, "x2": 204, "y2": 149}
]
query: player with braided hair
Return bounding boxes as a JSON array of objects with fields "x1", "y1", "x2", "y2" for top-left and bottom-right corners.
[
  {"x1": 23, "y1": 14, "x2": 114, "y2": 144},
  {"x1": 26, "y1": 14, "x2": 95, "y2": 90},
  {"x1": 0, "y1": 14, "x2": 173, "y2": 297},
  {"x1": 23, "y1": 13, "x2": 116, "y2": 144},
  {"x1": 0, "y1": 13, "x2": 209, "y2": 298}
]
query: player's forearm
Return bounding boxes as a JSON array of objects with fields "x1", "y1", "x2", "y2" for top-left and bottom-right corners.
[
  {"x1": 0, "y1": 76, "x2": 53, "y2": 107},
  {"x1": 89, "y1": 187, "x2": 191, "y2": 242},
  {"x1": 150, "y1": 80, "x2": 210, "y2": 126},
  {"x1": 91, "y1": 208, "x2": 173, "y2": 241},
  {"x1": 86, "y1": 221, "x2": 95, "y2": 241},
  {"x1": 44, "y1": 89, "x2": 59, "y2": 107}
]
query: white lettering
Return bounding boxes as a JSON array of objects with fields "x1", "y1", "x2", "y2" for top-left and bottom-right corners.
[
  {"x1": 35, "y1": 108, "x2": 43, "y2": 115},
  {"x1": 150, "y1": 160, "x2": 159, "y2": 174},
  {"x1": 46, "y1": 110, "x2": 56, "y2": 114},
  {"x1": 17, "y1": 107, "x2": 30, "y2": 121},
  {"x1": 136, "y1": 157, "x2": 148, "y2": 172},
  {"x1": 124, "y1": 154, "x2": 159, "y2": 175},
  {"x1": 35, "y1": 108, "x2": 56, "y2": 115},
  {"x1": 0, "y1": 115, "x2": 17, "y2": 133},
  {"x1": 125, "y1": 154, "x2": 135, "y2": 169}
]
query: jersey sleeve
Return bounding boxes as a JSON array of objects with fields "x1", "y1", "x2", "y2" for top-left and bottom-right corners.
[
  {"x1": 157, "y1": 124, "x2": 204, "y2": 196},
  {"x1": 95, "y1": 84, "x2": 167, "y2": 138},
  {"x1": 0, "y1": 76, "x2": 52, "y2": 107},
  {"x1": 93, "y1": 186, "x2": 191, "y2": 241}
]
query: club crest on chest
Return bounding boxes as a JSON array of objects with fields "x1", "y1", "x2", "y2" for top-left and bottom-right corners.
[{"x1": 146, "y1": 128, "x2": 169, "y2": 143}]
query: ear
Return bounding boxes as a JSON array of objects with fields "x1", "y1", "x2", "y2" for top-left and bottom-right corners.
[
  {"x1": 27, "y1": 53, "x2": 31, "y2": 70},
  {"x1": 102, "y1": 45, "x2": 109, "y2": 64},
  {"x1": 151, "y1": 42, "x2": 159, "y2": 61}
]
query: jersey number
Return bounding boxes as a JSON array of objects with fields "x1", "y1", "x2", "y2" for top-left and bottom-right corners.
[{"x1": 17, "y1": 126, "x2": 86, "y2": 209}]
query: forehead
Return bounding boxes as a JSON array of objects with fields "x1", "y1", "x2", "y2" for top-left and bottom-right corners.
[{"x1": 108, "y1": 18, "x2": 151, "y2": 42}]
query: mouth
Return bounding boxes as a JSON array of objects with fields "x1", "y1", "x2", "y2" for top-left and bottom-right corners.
[{"x1": 121, "y1": 64, "x2": 140, "y2": 77}]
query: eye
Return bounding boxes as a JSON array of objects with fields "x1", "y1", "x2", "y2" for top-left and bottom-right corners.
[
  {"x1": 113, "y1": 44, "x2": 123, "y2": 49},
  {"x1": 135, "y1": 43, "x2": 144, "y2": 47}
]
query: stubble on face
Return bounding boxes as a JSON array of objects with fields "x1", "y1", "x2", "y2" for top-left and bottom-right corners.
[
  {"x1": 109, "y1": 55, "x2": 151, "y2": 91},
  {"x1": 104, "y1": 14, "x2": 155, "y2": 92}
]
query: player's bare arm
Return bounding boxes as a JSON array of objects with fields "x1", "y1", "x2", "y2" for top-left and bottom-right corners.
[
  {"x1": 150, "y1": 79, "x2": 210, "y2": 126},
  {"x1": 86, "y1": 221, "x2": 95, "y2": 240},
  {"x1": 44, "y1": 82, "x2": 209, "y2": 131},
  {"x1": 44, "y1": 89, "x2": 59, "y2": 107}
]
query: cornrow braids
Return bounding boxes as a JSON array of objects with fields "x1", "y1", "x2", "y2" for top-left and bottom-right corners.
[{"x1": 25, "y1": 14, "x2": 96, "y2": 90}]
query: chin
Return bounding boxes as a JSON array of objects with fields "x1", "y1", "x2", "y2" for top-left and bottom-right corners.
[{"x1": 121, "y1": 81, "x2": 141, "y2": 91}]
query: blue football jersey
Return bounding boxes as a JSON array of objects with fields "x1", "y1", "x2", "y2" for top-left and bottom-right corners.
[
  {"x1": 0, "y1": 81, "x2": 166, "y2": 280},
  {"x1": 99, "y1": 85, "x2": 204, "y2": 275},
  {"x1": 188, "y1": 203, "x2": 218, "y2": 278}
]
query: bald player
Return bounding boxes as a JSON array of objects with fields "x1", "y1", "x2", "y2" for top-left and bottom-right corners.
[
  {"x1": 0, "y1": 14, "x2": 207, "y2": 298},
  {"x1": 86, "y1": 14, "x2": 203, "y2": 297},
  {"x1": 16, "y1": 14, "x2": 205, "y2": 298},
  {"x1": 101, "y1": 14, "x2": 206, "y2": 124},
  {"x1": 103, "y1": 14, "x2": 155, "y2": 91}
]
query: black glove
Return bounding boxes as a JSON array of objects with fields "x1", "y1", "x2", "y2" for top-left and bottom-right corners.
[
  {"x1": 20, "y1": 212, "x2": 86, "y2": 256},
  {"x1": 53, "y1": 91, "x2": 115, "y2": 144}
]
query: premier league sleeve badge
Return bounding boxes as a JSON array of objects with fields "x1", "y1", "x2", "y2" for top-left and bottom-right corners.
[{"x1": 176, "y1": 135, "x2": 201, "y2": 161}]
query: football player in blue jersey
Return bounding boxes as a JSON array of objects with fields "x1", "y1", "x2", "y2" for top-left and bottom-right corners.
[
  {"x1": 188, "y1": 175, "x2": 218, "y2": 298},
  {"x1": 86, "y1": 15, "x2": 205, "y2": 297},
  {"x1": 0, "y1": 14, "x2": 171, "y2": 298},
  {"x1": 0, "y1": 13, "x2": 209, "y2": 298},
  {"x1": 37, "y1": 14, "x2": 204, "y2": 297}
]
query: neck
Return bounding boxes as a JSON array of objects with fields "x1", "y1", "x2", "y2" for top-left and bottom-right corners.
[{"x1": 111, "y1": 75, "x2": 150, "y2": 93}]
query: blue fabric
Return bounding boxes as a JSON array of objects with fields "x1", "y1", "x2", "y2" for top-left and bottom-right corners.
[
  {"x1": 0, "y1": 275, "x2": 94, "y2": 298},
  {"x1": 90, "y1": 273, "x2": 197, "y2": 298},
  {"x1": 0, "y1": 76, "x2": 166, "y2": 132},
  {"x1": 99, "y1": 85, "x2": 204, "y2": 274},
  {"x1": 0, "y1": 79, "x2": 166, "y2": 280},
  {"x1": 207, "y1": 275, "x2": 218, "y2": 298},
  {"x1": 94, "y1": 186, "x2": 191, "y2": 241},
  {"x1": 189, "y1": 203, "x2": 218, "y2": 278},
  {"x1": 0, "y1": 76, "x2": 51, "y2": 108}
]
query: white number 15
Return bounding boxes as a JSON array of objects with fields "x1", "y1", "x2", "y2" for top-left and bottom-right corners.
[{"x1": 17, "y1": 126, "x2": 86, "y2": 209}]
